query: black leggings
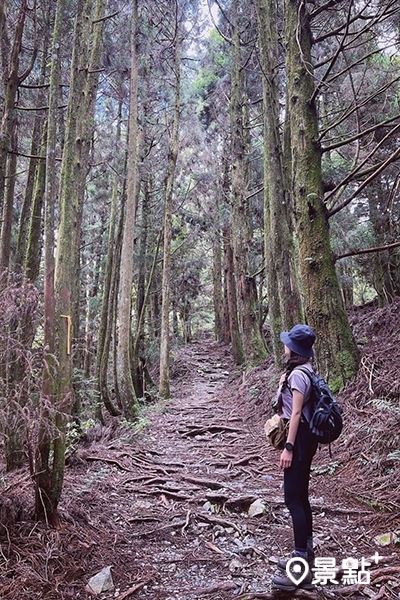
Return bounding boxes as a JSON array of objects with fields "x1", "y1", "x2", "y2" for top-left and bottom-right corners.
[{"x1": 284, "y1": 422, "x2": 318, "y2": 552}]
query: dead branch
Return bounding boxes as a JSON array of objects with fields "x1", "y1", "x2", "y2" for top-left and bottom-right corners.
[
  {"x1": 233, "y1": 454, "x2": 262, "y2": 466},
  {"x1": 85, "y1": 455, "x2": 131, "y2": 471},
  {"x1": 181, "y1": 509, "x2": 191, "y2": 535},
  {"x1": 370, "y1": 585, "x2": 388, "y2": 600},
  {"x1": 93, "y1": 10, "x2": 120, "y2": 24},
  {"x1": 149, "y1": 488, "x2": 192, "y2": 500},
  {"x1": 136, "y1": 518, "x2": 188, "y2": 538},
  {"x1": 204, "y1": 540, "x2": 226, "y2": 555},
  {"x1": 371, "y1": 566, "x2": 400, "y2": 582},
  {"x1": 115, "y1": 578, "x2": 151, "y2": 599},
  {"x1": 196, "y1": 513, "x2": 241, "y2": 533},
  {"x1": 179, "y1": 424, "x2": 242, "y2": 437},
  {"x1": 180, "y1": 474, "x2": 230, "y2": 490},
  {"x1": 335, "y1": 240, "x2": 400, "y2": 262},
  {"x1": 328, "y1": 143, "x2": 400, "y2": 217},
  {"x1": 127, "y1": 516, "x2": 161, "y2": 523}
]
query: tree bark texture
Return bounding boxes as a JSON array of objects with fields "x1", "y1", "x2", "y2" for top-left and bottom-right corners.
[
  {"x1": 213, "y1": 230, "x2": 224, "y2": 343},
  {"x1": 33, "y1": 0, "x2": 60, "y2": 521},
  {"x1": 49, "y1": 0, "x2": 106, "y2": 518},
  {"x1": 159, "y1": 26, "x2": 182, "y2": 400},
  {"x1": 14, "y1": 115, "x2": 44, "y2": 275},
  {"x1": 230, "y1": 0, "x2": 266, "y2": 367},
  {"x1": 0, "y1": 0, "x2": 29, "y2": 270},
  {"x1": 284, "y1": 0, "x2": 359, "y2": 388},
  {"x1": 255, "y1": 0, "x2": 303, "y2": 362},
  {"x1": 95, "y1": 111, "x2": 123, "y2": 420},
  {"x1": 223, "y1": 226, "x2": 244, "y2": 365},
  {"x1": 116, "y1": 0, "x2": 140, "y2": 418}
]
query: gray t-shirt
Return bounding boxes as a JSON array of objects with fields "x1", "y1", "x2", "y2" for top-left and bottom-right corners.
[{"x1": 280, "y1": 363, "x2": 314, "y2": 421}]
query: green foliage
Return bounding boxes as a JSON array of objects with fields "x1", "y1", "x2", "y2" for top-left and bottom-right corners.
[
  {"x1": 311, "y1": 461, "x2": 340, "y2": 476},
  {"x1": 249, "y1": 385, "x2": 260, "y2": 398},
  {"x1": 120, "y1": 415, "x2": 150, "y2": 437},
  {"x1": 367, "y1": 398, "x2": 400, "y2": 426},
  {"x1": 387, "y1": 450, "x2": 400, "y2": 461},
  {"x1": 193, "y1": 69, "x2": 219, "y2": 97},
  {"x1": 329, "y1": 349, "x2": 359, "y2": 393},
  {"x1": 73, "y1": 369, "x2": 98, "y2": 416},
  {"x1": 66, "y1": 418, "x2": 96, "y2": 454},
  {"x1": 355, "y1": 495, "x2": 389, "y2": 511}
]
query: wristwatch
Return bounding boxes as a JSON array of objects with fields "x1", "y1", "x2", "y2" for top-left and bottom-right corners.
[{"x1": 285, "y1": 442, "x2": 294, "y2": 452}]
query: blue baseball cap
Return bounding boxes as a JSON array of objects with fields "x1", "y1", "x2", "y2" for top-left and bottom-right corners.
[{"x1": 280, "y1": 324, "x2": 316, "y2": 357}]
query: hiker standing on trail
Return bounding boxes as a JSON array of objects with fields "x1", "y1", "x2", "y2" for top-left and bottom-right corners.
[{"x1": 271, "y1": 324, "x2": 318, "y2": 592}]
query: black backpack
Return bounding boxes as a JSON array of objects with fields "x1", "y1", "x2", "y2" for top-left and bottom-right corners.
[{"x1": 295, "y1": 366, "x2": 343, "y2": 447}]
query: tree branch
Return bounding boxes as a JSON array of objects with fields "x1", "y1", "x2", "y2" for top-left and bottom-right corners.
[
  {"x1": 335, "y1": 241, "x2": 400, "y2": 262},
  {"x1": 93, "y1": 10, "x2": 120, "y2": 24},
  {"x1": 208, "y1": 0, "x2": 232, "y2": 44},
  {"x1": 325, "y1": 118, "x2": 400, "y2": 211},
  {"x1": 328, "y1": 143, "x2": 400, "y2": 217},
  {"x1": 310, "y1": 0, "x2": 347, "y2": 21},
  {"x1": 320, "y1": 77, "x2": 400, "y2": 145},
  {"x1": 321, "y1": 114, "x2": 400, "y2": 153},
  {"x1": 311, "y1": 0, "x2": 354, "y2": 103}
]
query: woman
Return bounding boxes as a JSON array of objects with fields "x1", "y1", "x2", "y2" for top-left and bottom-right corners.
[{"x1": 271, "y1": 324, "x2": 318, "y2": 592}]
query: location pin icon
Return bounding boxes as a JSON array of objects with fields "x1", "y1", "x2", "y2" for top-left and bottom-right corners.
[{"x1": 286, "y1": 557, "x2": 310, "y2": 586}]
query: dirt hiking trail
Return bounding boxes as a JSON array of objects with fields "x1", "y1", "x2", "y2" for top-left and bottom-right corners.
[{"x1": 1, "y1": 335, "x2": 399, "y2": 600}]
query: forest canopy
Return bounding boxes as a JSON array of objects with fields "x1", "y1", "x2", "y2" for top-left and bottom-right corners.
[{"x1": 0, "y1": 0, "x2": 399, "y2": 521}]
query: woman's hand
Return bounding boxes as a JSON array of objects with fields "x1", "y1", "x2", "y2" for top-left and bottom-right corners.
[{"x1": 280, "y1": 448, "x2": 293, "y2": 469}]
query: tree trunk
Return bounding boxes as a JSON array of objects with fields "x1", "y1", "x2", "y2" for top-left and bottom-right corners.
[
  {"x1": 284, "y1": 0, "x2": 359, "y2": 388},
  {"x1": 0, "y1": 0, "x2": 36, "y2": 270},
  {"x1": 15, "y1": 115, "x2": 44, "y2": 274},
  {"x1": 368, "y1": 185, "x2": 399, "y2": 306},
  {"x1": 159, "y1": 27, "x2": 182, "y2": 399},
  {"x1": 15, "y1": 23, "x2": 50, "y2": 276},
  {"x1": 230, "y1": 0, "x2": 266, "y2": 367},
  {"x1": 255, "y1": 0, "x2": 303, "y2": 362},
  {"x1": 212, "y1": 229, "x2": 224, "y2": 342},
  {"x1": 0, "y1": 119, "x2": 17, "y2": 270},
  {"x1": 34, "y1": 0, "x2": 60, "y2": 520},
  {"x1": 223, "y1": 226, "x2": 244, "y2": 365},
  {"x1": 95, "y1": 106, "x2": 123, "y2": 420},
  {"x1": 35, "y1": 0, "x2": 106, "y2": 521},
  {"x1": 68, "y1": 0, "x2": 106, "y2": 346},
  {"x1": 115, "y1": 0, "x2": 140, "y2": 419},
  {"x1": 0, "y1": 0, "x2": 27, "y2": 220}
]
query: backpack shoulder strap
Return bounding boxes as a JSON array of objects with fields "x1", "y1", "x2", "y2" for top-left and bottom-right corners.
[
  {"x1": 291, "y1": 366, "x2": 316, "y2": 412},
  {"x1": 294, "y1": 365, "x2": 315, "y2": 381}
]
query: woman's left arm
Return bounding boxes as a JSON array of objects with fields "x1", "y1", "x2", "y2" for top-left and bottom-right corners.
[{"x1": 279, "y1": 389, "x2": 304, "y2": 469}]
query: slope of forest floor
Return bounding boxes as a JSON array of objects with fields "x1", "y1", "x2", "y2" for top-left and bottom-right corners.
[{"x1": 1, "y1": 302, "x2": 400, "y2": 600}]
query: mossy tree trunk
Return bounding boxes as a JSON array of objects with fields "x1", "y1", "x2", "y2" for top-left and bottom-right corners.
[
  {"x1": 221, "y1": 138, "x2": 238, "y2": 347},
  {"x1": 25, "y1": 121, "x2": 47, "y2": 282},
  {"x1": 115, "y1": 0, "x2": 140, "y2": 419},
  {"x1": 223, "y1": 226, "x2": 244, "y2": 365},
  {"x1": 95, "y1": 104, "x2": 123, "y2": 421},
  {"x1": 0, "y1": 0, "x2": 35, "y2": 271},
  {"x1": 35, "y1": 0, "x2": 106, "y2": 522},
  {"x1": 159, "y1": 24, "x2": 182, "y2": 400},
  {"x1": 0, "y1": 1, "x2": 39, "y2": 470},
  {"x1": 255, "y1": 0, "x2": 303, "y2": 362},
  {"x1": 34, "y1": 0, "x2": 61, "y2": 521},
  {"x1": 212, "y1": 228, "x2": 224, "y2": 343},
  {"x1": 230, "y1": 0, "x2": 266, "y2": 367},
  {"x1": 15, "y1": 24, "x2": 50, "y2": 277},
  {"x1": 284, "y1": 0, "x2": 359, "y2": 388}
]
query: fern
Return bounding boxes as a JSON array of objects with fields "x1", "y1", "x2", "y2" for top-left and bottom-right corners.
[
  {"x1": 387, "y1": 450, "x2": 400, "y2": 461},
  {"x1": 367, "y1": 398, "x2": 400, "y2": 413}
]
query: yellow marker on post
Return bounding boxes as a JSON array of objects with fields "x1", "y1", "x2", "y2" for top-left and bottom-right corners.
[{"x1": 60, "y1": 315, "x2": 72, "y2": 355}]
